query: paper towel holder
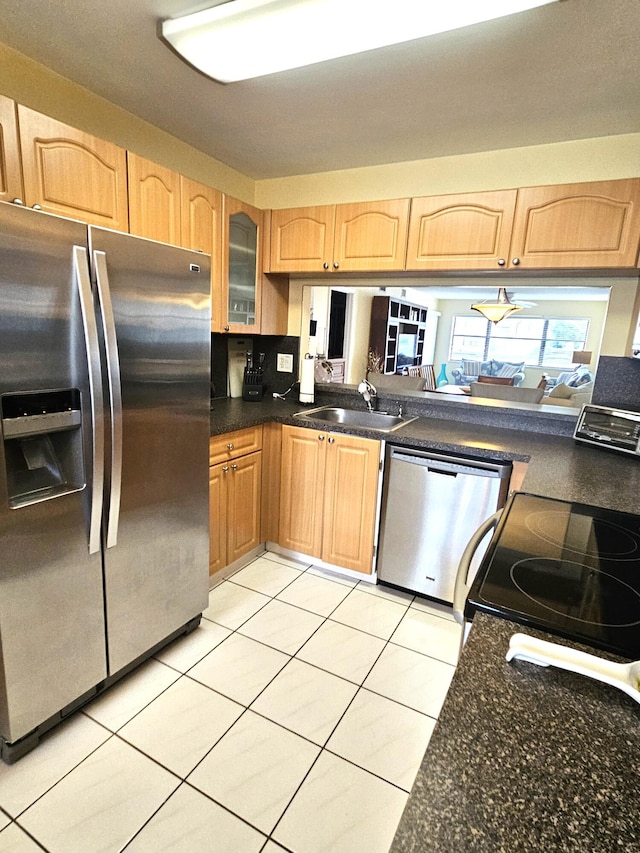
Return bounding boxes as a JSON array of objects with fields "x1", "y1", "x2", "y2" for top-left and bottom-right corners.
[{"x1": 299, "y1": 352, "x2": 315, "y2": 404}]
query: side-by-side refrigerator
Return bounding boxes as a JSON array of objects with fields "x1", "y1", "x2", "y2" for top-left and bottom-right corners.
[{"x1": 0, "y1": 203, "x2": 211, "y2": 762}]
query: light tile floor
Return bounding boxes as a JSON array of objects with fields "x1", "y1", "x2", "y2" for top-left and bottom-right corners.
[{"x1": 0, "y1": 551, "x2": 462, "y2": 853}]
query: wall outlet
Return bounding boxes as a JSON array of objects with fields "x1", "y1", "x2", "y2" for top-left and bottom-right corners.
[{"x1": 277, "y1": 353, "x2": 294, "y2": 373}]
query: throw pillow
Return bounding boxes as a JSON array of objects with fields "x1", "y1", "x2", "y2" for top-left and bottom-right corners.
[
  {"x1": 567, "y1": 370, "x2": 593, "y2": 387},
  {"x1": 549, "y1": 382, "x2": 574, "y2": 399},
  {"x1": 496, "y1": 363, "x2": 523, "y2": 379},
  {"x1": 461, "y1": 360, "x2": 482, "y2": 377}
]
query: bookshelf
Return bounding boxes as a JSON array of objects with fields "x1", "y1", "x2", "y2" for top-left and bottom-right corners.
[{"x1": 369, "y1": 295, "x2": 428, "y2": 374}]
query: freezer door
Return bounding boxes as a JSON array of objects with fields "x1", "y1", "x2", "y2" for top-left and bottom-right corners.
[
  {"x1": 89, "y1": 228, "x2": 211, "y2": 674},
  {"x1": 0, "y1": 206, "x2": 107, "y2": 743}
]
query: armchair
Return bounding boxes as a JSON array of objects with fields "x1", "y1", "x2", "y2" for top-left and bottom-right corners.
[
  {"x1": 543, "y1": 366, "x2": 594, "y2": 408},
  {"x1": 544, "y1": 366, "x2": 593, "y2": 391},
  {"x1": 452, "y1": 359, "x2": 525, "y2": 386}
]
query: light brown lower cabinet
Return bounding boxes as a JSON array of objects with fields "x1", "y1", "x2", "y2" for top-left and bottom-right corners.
[
  {"x1": 209, "y1": 427, "x2": 263, "y2": 578},
  {"x1": 279, "y1": 425, "x2": 380, "y2": 575}
]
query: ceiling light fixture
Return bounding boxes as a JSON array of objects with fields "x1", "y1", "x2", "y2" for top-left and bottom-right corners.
[
  {"x1": 161, "y1": 0, "x2": 560, "y2": 84},
  {"x1": 471, "y1": 287, "x2": 524, "y2": 324}
]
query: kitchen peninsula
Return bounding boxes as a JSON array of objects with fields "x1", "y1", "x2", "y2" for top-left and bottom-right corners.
[
  {"x1": 390, "y1": 613, "x2": 640, "y2": 852},
  {"x1": 212, "y1": 391, "x2": 640, "y2": 850},
  {"x1": 210, "y1": 390, "x2": 640, "y2": 515}
]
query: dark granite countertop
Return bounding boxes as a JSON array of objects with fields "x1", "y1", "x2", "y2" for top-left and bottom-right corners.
[
  {"x1": 390, "y1": 613, "x2": 640, "y2": 853},
  {"x1": 210, "y1": 393, "x2": 640, "y2": 515}
]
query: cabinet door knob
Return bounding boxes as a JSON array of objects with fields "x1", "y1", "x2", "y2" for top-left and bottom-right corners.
[
  {"x1": 31, "y1": 204, "x2": 42, "y2": 211},
  {"x1": 224, "y1": 325, "x2": 230, "y2": 331},
  {"x1": 323, "y1": 262, "x2": 329, "y2": 270},
  {"x1": 12, "y1": 198, "x2": 24, "y2": 205},
  {"x1": 231, "y1": 463, "x2": 238, "y2": 470},
  {"x1": 222, "y1": 466, "x2": 229, "y2": 473},
  {"x1": 333, "y1": 262, "x2": 339, "y2": 269},
  {"x1": 227, "y1": 443, "x2": 234, "y2": 450},
  {"x1": 327, "y1": 436, "x2": 335, "y2": 444},
  {"x1": 318, "y1": 434, "x2": 325, "y2": 441},
  {"x1": 497, "y1": 258, "x2": 506, "y2": 266},
  {"x1": 512, "y1": 257, "x2": 520, "y2": 266}
]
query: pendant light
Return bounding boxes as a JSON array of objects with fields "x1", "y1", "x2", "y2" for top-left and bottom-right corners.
[{"x1": 471, "y1": 288, "x2": 523, "y2": 324}]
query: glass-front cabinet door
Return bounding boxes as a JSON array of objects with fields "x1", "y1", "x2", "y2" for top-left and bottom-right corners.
[
  {"x1": 229, "y1": 212, "x2": 256, "y2": 326},
  {"x1": 218, "y1": 197, "x2": 263, "y2": 333}
]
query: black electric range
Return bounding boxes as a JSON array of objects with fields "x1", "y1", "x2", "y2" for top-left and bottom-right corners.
[{"x1": 466, "y1": 492, "x2": 640, "y2": 659}]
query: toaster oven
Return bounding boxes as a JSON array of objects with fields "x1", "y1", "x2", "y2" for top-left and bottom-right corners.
[{"x1": 574, "y1": 404, "x2": 640, "y2": 456}]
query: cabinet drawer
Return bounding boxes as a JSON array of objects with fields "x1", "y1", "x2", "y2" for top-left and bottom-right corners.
[{"x1": 210, "y1": 425, "x2": 263, "y2": 465}]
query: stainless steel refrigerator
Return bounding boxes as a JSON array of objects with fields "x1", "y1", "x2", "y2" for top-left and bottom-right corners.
[{"x1": 0, "y1": 203, "x2": 211, "y2": 762}]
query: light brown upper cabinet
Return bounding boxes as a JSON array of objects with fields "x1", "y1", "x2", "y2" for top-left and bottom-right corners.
[
  {"x1": 406, "y1": 180, "x2": 640, "y2": 271},
  {"x1": 509, "y1": 179, "x2": 640, "y2": 269},
  {"x1": 269, "y1": 205, "x2": 334, "y2": 272},
  {"x1": 17, "y1": 105, "x2": 129, "y2": 230},
  {"x1": 180, "y1": 176, "x2": 223, "y2": 331},
  {"x1": 406, "y1": 190, "x2": 518, "y2": 271},
  {"x1": 268, "y1": 199, "x2": 410, "y2": 272},
  {"x1": 0, "y1": 96, "x2": 23, "y2": 205},
  {"x1": 180, "y1": 176, "x2": 222, "y2": 256},
  {"x1": 218, "y1": 196, "x2": 263, "y2": 333},
  {"x1": 127, "y1": 153, "x2": 181, "y2": 244}
]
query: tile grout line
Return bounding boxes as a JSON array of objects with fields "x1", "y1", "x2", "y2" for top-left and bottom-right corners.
[
  {"x1": 203, "y1": 568, "x2": 457, "y2": 724},
  {"x1": 182, "y1": 565, "x2": 419, "y2": 846},
  {"x1": 2, "y1": 555, "x2": 457, "y2": 853},
  {"x1": 255, "y1": 574, "x2": 417, "y2": 848},
  {"x1": 9, "y1": 817, "x2": 50, "y2": 852},
  {"x1": 5, "y1": 726, "x2": 117, "y2": 823}
]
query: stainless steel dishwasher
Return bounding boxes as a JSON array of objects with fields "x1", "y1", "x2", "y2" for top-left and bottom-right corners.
[{"x1": 376, "y1": 445, "x2": 512, "y2": 602}]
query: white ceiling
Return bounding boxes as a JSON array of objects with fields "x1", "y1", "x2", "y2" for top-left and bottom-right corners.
[{"x1": 1, "y1": 0, "x2": 639, "y2": 180}]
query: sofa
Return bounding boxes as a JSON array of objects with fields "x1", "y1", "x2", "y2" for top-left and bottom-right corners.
[
  {"x1": 452, "y1": 359, "x2": 525, "y2": 386},
  {"x1": 371, "y1": 373, "x2": 429, "y2": 392},
  {"x1": 543, "y1": 367, "x2": 594, "y2": 407},
  {"x1": 470, "y1": 383, "x2": 544, "y2": 404}
]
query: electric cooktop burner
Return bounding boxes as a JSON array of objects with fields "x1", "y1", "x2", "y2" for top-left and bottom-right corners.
[
  {"x1": 523, "y1": 510, "x2": 640, "y2": 559},
  {"x1": 466, "y1": 493, "x2": 640, "y2": 658}
]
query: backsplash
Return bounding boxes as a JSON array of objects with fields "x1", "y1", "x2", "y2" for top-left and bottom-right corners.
[
  {"x1": 211, "y1": 342, "x2": 640, "y2": 415},
  {"x1": 210, "y1": 334, "x2": 229, "y2": 399},
  {"x1": 592, "y1": 356, "x2": 640, "y2": 412},
  {"x1": 211, "y1": 333, "x2": 300, "y2": 399}
]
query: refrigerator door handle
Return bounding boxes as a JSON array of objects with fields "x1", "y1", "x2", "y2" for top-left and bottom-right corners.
[
  {"x1": 73, "y1": 245, "x2": 104, "y2": 555},
  {"x1": 93, "y1": 250, "x2": 123, "y2": 549}
]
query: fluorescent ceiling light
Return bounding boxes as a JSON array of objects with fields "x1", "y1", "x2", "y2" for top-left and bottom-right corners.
[
  {"x1": 161, "y1": 0, "x2": 560, "y2": 83},
  {"x1": 471, "y1": 287, "x2": 524, "y2": 323}
]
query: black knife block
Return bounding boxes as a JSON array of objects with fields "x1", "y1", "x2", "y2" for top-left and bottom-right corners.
[{"x1": 242, "y1": 367, "x2": 264, "y2": 402}]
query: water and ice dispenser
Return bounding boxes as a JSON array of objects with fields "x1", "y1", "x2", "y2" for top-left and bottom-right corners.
[{"x1": 1, "y1": 389, "x2": 85, "y2": 508}]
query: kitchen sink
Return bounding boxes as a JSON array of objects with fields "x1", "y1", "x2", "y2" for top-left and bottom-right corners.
[{"x1": 293, "y1": 406, "x2": 417, "y2": 433}]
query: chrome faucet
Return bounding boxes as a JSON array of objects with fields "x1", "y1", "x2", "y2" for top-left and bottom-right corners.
[{"x1": 357, "y1": 378, "x2": 377, "y2": 412}]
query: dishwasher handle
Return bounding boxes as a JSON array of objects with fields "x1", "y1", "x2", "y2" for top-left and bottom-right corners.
[
  {"x1": 389, "y1": 447, "x2": 511, "y2": 479},
  {"x1": 453, "y1": 509, "x2": 503, "y2": 625}
]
